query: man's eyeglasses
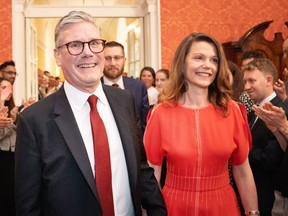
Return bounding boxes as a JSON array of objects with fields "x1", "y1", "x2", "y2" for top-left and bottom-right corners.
[
  {"x1": 57, "y1": 39, "x2": 106, "y2": 56},
  {"x1": 1, "y1": 71, "x2": 18, "y2": 76},
  {"x1": 104, "y1": 56, "x2": 124, "y2": 62}
]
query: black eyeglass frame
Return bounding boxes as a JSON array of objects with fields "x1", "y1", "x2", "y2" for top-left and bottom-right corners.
[{"x1": 57, "y1": 39, "x2": 106, "y2": 56}]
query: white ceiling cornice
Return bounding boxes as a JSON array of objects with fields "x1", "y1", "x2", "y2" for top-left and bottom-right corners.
[{"x1": 23, "y1": 5, "x2": 144, "y2": 17}]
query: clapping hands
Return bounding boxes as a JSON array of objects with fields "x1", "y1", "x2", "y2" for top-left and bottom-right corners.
[
  {"x1": 252, "y1": 102, "x2": 286, "y2": 133},
  {"x1": 0, "y1": 106, "x2": 13, "y2": 128}
]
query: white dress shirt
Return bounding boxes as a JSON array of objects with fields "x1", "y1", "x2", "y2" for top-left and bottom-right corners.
[
  {"x1": 103, "y1": 76, "x2": 125, "y2": 89},
  {"x1": 147, "y1": 86, "x2": 159, "y2": 105},
  {"x1": 254, "y1": 91, "x2": 277, "y2": 124},
  {"x1": 64, "y1": 81, "x2": 134, "y2": 216}
]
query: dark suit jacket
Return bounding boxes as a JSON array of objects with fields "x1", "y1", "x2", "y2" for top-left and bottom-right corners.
[
  {"x1": 274, "y1": 92, "x2": 288, "y2": 197},
  {"x1": 274, "y1": 147, "x2": 288, "y2": 197},
  {"x1": 102, "y1": 76, "x2": 149, "y2": 132},
  {"x1": 248, "y1": 96, "x2": 287, "y2": 216},
  {"x1": 15, "y1": 85, "x2": 166, "y2": 216}
]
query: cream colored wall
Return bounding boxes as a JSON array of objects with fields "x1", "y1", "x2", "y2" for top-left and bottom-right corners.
[
  {"x1": 12, "y1": 1, "x2": 160, "y2": 104},
  {"x1": 34, "y1": 18, "x2": 59, "y2": 77}
]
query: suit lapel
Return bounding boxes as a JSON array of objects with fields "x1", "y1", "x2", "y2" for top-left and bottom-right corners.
[{"x1": 53, "y1": 87, "x2": 98, "y2": 200}]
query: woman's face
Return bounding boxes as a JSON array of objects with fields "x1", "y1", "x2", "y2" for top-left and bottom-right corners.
[
  {"x1": 140, "y1": 70, "x2": 154, "y2": 89},
  {"x1": 155, "y1": 71, "x2": 168, "y2": 92},
  {"x1": 184, "y1": 41, "x2": 218, "y2": 90}
]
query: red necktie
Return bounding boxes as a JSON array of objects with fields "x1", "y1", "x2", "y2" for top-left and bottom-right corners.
[
  {"x1": 88, "y1": 95, "x2": 115, "y2": 216},
  {"x1": 112, "y1": 83, "x2": 119, "y2": 88}
]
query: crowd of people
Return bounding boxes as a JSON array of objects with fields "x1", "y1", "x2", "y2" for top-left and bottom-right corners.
[
  {"x1": 0, "y1": 60, "x2": 35, "y2": 216},
  {"x1": 0, "y1": 10, "x2": 288, "y2": 216}
]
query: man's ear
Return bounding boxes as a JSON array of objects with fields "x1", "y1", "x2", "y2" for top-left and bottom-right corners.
[
  {"x1": 0, "y1": 71, "x2": 3, "y2": 78},
  {"x1": 54, "y1": 48, "x2": 61, "y2": 66},
  {"x1": 266, "y1": 75, "x2": 274, "y2": 86}
]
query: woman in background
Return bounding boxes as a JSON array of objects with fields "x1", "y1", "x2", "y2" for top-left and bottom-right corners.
[
  {"x1": 0, "y1": 78, "x2": 17, "y2": 216},
  {"x1": 144, "y1": 32, "x2": 258, "y2": 215},
  {"x1": 140, "y1": 66, "x2": 159, "y2": 107},
  {"x1": 155, "y1": 68, "x2": 169, "y2": 93}
]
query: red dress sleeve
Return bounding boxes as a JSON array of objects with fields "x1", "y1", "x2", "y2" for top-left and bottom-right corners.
[
  {"x1": 230, "y1": 102, "x2": 251, "y2": 165},
  {"x1": 143, "y1": 106, "x2": 164, "y2": 165},
  {"x1": 237, "y1": 102, "x2": 252, "y2": 149}
]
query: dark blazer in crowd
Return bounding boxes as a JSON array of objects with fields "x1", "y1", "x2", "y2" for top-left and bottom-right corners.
[
  {"x1": 101, "y1": 76, "x2": 150, "y2": 132},
  {"x1": 274, "y1": 88, "x2": 288, "y2": 198},
  {"x1": 123, "y1": 76, "x2": 149, "y2": 131},
  {"x1": 274, "y1": 147, "x2": 288, "y2": 198},
  {"x1": 15, "y1": 85, "x2": 166, "y2": 216},
  {"x1": 249, "y1": 95, "x2": 288, "y2": 216}
]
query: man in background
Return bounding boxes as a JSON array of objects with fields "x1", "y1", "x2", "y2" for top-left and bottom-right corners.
[
  {"x1": 243, "y1": 58, "x2": 288, "y2": 216},
  {"x1": 241, "y1": 50, "x2": 265, "y2": 67},
  {"x1": 0, "y1": 60, "x2": 18, "y2": 85},
  {"x1": 102, "y1": 41, "x2": 149, "y2": 132},
  {"x1": 238, "y1": 50, "x2": 266, "y2": 114}
]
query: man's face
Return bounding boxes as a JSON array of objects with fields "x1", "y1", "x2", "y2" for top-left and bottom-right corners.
[
  {"x1": 243, "y1": 69, "x2": 272, "y2": 104},
  {"x1": 1, "y1": 65, "x2": 17, "y2": 84},
  {"x1": 54, "y1": 21, "x2": 104, "y2": 93},
  {"x1": 103, "y1": 46, "x2": 126, "y2": 80}
]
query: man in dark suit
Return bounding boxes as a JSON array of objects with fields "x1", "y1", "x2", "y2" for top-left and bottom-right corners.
[
  {"x1": 243, "y1": 58, "x2": 288, "y2": 216},
  {"x1": 102, "y1": 41, "x2": 149, "y2": 132},
  {"x1": 252, "y1": 102, "x2": 288, "y2": 216},
  {"x1": 15, "y1": 11, "x2": 166, "y2": 216}
]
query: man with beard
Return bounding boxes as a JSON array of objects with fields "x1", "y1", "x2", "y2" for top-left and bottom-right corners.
[
  {"x1": 0, "y1": 60, "x2": 18, "y2": 85},
  {"x1": 102, "y1": 41, "x2": 149, "y2": 132}
]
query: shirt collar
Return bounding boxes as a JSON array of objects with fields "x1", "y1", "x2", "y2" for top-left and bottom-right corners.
[
  {"x1": 103, "y1": 76, "x2": 124, "y2": 89},
  {"x1": 64, "y1": 81, "x2": 108, "y2": 111},
  {"x1": 259, "y1": 92, "x2": 277, "y2": 106}
]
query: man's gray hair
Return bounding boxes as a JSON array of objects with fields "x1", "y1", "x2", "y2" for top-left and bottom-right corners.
[{"x1": 54, "y1": 11, "x2": 100, "y2": 47}]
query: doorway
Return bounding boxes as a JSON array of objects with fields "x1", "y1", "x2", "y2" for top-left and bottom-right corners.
[{"x1": 12, "y1": 0, "x2": 160, "y2": 104}]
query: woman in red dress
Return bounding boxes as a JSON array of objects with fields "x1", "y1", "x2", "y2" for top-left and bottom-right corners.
[{"x1": 144, "y1": 32, "x2": 259, "y2": 216}]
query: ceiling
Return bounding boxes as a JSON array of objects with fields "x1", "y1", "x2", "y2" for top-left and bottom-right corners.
[{"x1": 30, "y1": 0, "x2": 138, "y2": 6}]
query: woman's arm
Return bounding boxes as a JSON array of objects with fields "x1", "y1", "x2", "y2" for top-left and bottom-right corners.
[
  {"x1": 233, "y1": 158, "x2": 259, "y2": 215},
  {"x1": 148, "y1": 161, "x2": 162, "y2": 187}
]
